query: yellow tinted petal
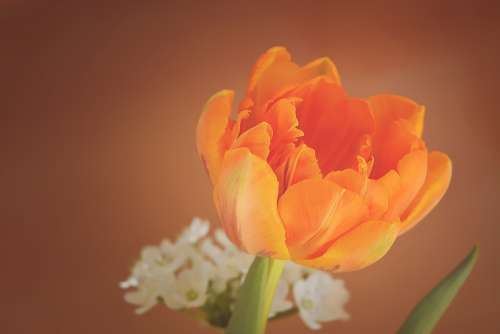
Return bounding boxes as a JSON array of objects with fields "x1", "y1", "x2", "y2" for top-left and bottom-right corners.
[
  {"x1": 214, "y1": 148, "x2": 289, "y2": 258},
  {"x1": 246, "y1": 47, "x2": 298, "y2": 111},
  {"x1": 196, "y1": 90, "x2": 234, "y2": 184},
  {"x1": 295, "y1": 56, "x2": 341, "y2": 85},
  {"x1": 247, "y1": 47, "x2": 291, "y2": 91},
  {"x1": 383, "y1": 149, "x2": 428, "y2": 220},
  {"x1": 326, "y1": 168, "x2": 389, "y2": 219},
  {"x1": 296, "y1": 220, "x2": 398, "y2": 272},
  {"x1": 278, "y1": 178, "x2": 368, "y2": 259},
  {"x1": 274, "y1": 143, "x2": 322, "y2": 195},
  {"x1": 278, "y1": 179, "x2": 345, "y2": 249},
  {"x1": 231, "y1": 122, "x2": 272, "y2": 160},
  {"x1": 399, "y1": 151, "x2": 452, "y2": 234},
  {"x1": 244, "y1": 48, "x2": 343, "y2": 114}
]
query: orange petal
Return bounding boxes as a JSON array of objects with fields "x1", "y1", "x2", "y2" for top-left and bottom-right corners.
[
  {"x1": 245, "y1": 47, "x2": 299, "y2": 112},
  {"x1": 291, "y1": 79, "x2": 375, "y2": 173},
  {"x1": 213, "y1": 148, "x2": 289, "y2": 258},
  {"x1": 278, "y1": 179, "x2": 368, "y2": 259},
  {"x1": 243, "y1": 47, "x2": 343, "y2": 114},
  {"x1": 369, "y1": 94, "x2": 425, "y2": 138},
  {"x1": 244, "y1": 97, "x2": 304, "y2": 166},
  {"x1": 295, "y1": 220, "x2": 398, "y2": 272},
  {"x1": 278, "y1": 179, "x2": 345, "y2": 250},
  {"x1": 326, "y1": 169, "x2": 365, "y2": 194},
  {"x1": 274, "y1": 143, "x2": 322, "y2": 195},
  {"x1": 326, "y1": 167, "x2": 389, "y2": 219},
  {"x1": 246, "y1": 47, "x2": 293, "y2": 98},
  {"x1": 231, "y1": 122, "x2": 272, "y2": 160},
  {"x1": 290, "y1": 78, "x2": 346, "y2": 136},
  {"x1": 230, "y1": 109, "x2": 251, "y2": 140},
  {"x1": 265, "y1": 98, "x2": 304, "y2": 149},
  {"x1": 364, "y1": 180, "x2": 390, "y2": 219},
  {"x1": 319, "y1": 98, "x2": 375, "y2": 172},
  {"x1": 369, "y1": 95, "x2": 426, "y2": 179},
  {"x1": 285, "y1": 144, "x2": 322, "y2": 186},
  {"x1": 371, "y1": 118, "x2": 425, "y2": 178},
  {"x1": 381, "y1": 149, "x2": 428, "y2": 220},
  {"x1": 399, "y1": 151, "x2": 452, "y2": 235},
  {"x1": 196, "y1": 90, "x2": 235, "y2": 185},
  {"x1": 295, "y1": 57, "x2": 341, "y2": 85}
]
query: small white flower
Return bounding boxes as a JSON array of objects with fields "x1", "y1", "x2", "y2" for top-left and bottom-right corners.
[
  {"x1": 269, "y1": 279, "x2": 293, "y2": 318},
  {"x1": 200, "y1": 238, "x2": 225, "y2": 264},
  {"x1": 231, "y1": 252, "x2": 254, "y2": 275},
  {"x1": 200, "y1": 229, "x2": 253, "y2": 292},
  {"x1": 283, "y1": 261, "x2": 312, "y2": 284},
  {"x1": 121, "y1": 218, "x2": 352, "y2": 327},
  {"x1": 120, "y1": 246, "x2": 167, "y2": 288},
  {"x1": 134, "y1": 241, "x2": 185, "y2": 275},
  {"x1": 214, "y1": 228, "x2": 237, "y2": 252},
  {"x1": 293, "y1": 271, "x2": 350, "y2": 330},
  {"x1": 122, "y1": 242, "x2": 215, "y2": 313},
  {"x1": 178, "y1": 217, "x2": 210, "y2": 244},
  {"x1": 124, "y1": 266, "x2": 176, "y2": 314},
  {"x1": 283, "y1": 262, "x2": 302, "y2": 283},
  {"x1": 162, "y1": 239, "x2": 205, "y2": 272},
  {"x1": 164, "y1": 262, "x2": 213, "y2": 309},
  {"x1": 200, "y1": 238, "x2": 233, "y2": 292},
  {"x1": 213, "y1": 229, "x2": 254, "y2": 273}
]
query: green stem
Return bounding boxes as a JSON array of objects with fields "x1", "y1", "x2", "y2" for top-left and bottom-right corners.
[{"x1": 225, "y1": 256, "x2": 285, "y2": 334}]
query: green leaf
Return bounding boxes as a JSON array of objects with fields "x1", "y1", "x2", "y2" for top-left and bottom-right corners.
[
  {"x1": 226, "y1": 256, "x2": 285, "y2": 334},
  {"x1": 397, "y1": 245, "x2": 479, "y2": 334}
]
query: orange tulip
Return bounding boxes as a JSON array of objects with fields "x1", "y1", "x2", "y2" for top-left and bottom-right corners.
[{"x1": 197, "y1": 47, "x2": 451, "y2": 272}]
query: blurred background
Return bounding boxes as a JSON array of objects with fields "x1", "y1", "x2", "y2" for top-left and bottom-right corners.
[{"x1": 2, "y1": 1, "x2": 499, "y2": 333}]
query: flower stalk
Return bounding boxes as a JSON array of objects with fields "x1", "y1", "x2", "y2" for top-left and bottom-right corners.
[{"x1": 226, "y1": 256, "x2": 285, "y2": 334}]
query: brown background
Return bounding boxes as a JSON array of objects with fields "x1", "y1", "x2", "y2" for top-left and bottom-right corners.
[{"x1": 2, "y1": 1, "x2": 500, "y2": 333}]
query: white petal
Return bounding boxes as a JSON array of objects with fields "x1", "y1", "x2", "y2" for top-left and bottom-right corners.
[
  {"x1": 124, "y1": 289, "x2": 146, "y2": 306},
  {"x1": 178, "y1": 217, "x2": 210, "y2": 244},
  {"x1": 141, "y1": 246, "x2": 162, "y2": 262},
  {"x1": 292, "y1": 278, "x2": 308, "y2": 302},
  {"x1": 301, "y1": 313, "x2": 322, "y2": 331},
  {"x1": 160, "y1": 239, "x2": 176, "y2": 254},
  {"x1": 215, "y1": 228, "x2": 237, "y2": 251},
  {"x1": 163, "y1": 293, "x2": 185, "y2": 310},
  {"x1": 124, "y1": 284, "x2": 159, "y2": 314},
  {"x1": 312, "y1": 273, "x2": 350, "y2": 322},
  {"x1": 182, "y1": 267, "x2": 209, "y2": 290},
  {"x1": 269, "y1": 279, "x2": 293, "y2": 317},
  {"x1": 169, "y1": 264, "x2": 212, "y2": 309},
  {"x1": 200, "y1": 239, "x2": 223, "y2": 263},
  {"x1": 283, "y1": 261, "x2": 304, "y2": 283},
  {"x1": 131, "y1": 261, "x2": 149, "y2": 278},
  {"x1": 119, "y1": 276, "x2": 139, "y2": 289},
  {"x1": 184, "y1": 293, "x2": 207, "y2": 308},
  {"x1": 293, "y1": 272, "x2": 350, "y2": 329},
  {"x1": 211, "y1": 275, "x2": 228, "y2": 293}
]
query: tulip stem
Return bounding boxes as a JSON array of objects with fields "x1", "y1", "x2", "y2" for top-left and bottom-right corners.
[{"x1": 226, "y1": 256, "x2": 285, "y2": 334}]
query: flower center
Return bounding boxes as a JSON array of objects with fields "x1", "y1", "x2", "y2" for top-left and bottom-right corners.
[
  {"x1": 185, "y1": 289, "x2": 199, "y2": 301},
  {"x1": 301, "y1": 298, "x2": 315, "y2": 310}
]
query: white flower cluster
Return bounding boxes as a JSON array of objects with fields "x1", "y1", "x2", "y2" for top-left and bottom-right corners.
[{"x1": 120, "y1": 218, "x2": 350, "y2": 330}]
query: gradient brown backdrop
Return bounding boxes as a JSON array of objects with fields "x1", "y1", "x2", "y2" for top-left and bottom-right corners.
[{"x1": 2, "y1": 1, "x2": 500, "y2": 333}]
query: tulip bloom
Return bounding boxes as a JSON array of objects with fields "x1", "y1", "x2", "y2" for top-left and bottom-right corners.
[{"x1": 197, "y1": 47, "x2": 451, "y2": 272}]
